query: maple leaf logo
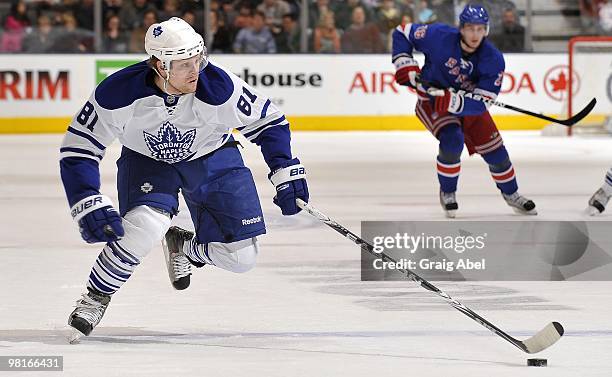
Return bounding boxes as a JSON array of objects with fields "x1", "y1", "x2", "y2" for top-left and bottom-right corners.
[
  {"x1": 153, "y1": 26, "x2": 163, "y2": 37},
  {"x1": 143, "y1": 122, "x2": 196, "y2": 163},
  {"x1": 549, "y1": 71, "x2": 568, "y2": 92}
]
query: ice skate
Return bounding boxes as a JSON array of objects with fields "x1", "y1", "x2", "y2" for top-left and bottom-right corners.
[
  {"x1": 162, "y1": 226, "x2": 194, "y2": 290},
  {"x1": 502, "y1": 192, "x2": 537, "y2": 215},
  {"x1": 439, "y1": 190, "x2": 458, "y2": 218},
  {"x1": 68, "y1": 288, "x2": 111, "y2": 341},
  {"x1": 588, "y1": 188, "x2": 611, "y2": 215}
]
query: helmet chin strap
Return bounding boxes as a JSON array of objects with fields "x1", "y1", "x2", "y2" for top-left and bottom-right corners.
[{"x1": 153, "y1": 64, "x2": 185, "y2": 96}]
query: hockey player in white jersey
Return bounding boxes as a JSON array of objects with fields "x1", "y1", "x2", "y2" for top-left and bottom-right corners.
[
  {"x1": 60, "y1": 17, "x2": 308, "y2": 339},
  {"x1": 588, "y1": 167, "x2": 612, "y2": 215}
]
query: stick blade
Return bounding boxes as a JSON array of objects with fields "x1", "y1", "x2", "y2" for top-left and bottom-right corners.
[
  {"x1": 563, "y1": 98, "x2": 597, "y2": 126},
  {"x1": 521, "y1": 322, "x2": 564, "y2": 354}
]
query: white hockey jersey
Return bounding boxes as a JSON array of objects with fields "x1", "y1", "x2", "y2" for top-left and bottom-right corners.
[{"x1": 60, "y1": 60, "x2": 290, "y2": 165}]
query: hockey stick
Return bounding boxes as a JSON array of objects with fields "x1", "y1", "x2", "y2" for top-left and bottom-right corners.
[
  {"x1": 417, "y1": 78, "x2": 596, "y2": 127},
  {"x1": 296, "y1": 198, "x2": 564, "y2": 354}
]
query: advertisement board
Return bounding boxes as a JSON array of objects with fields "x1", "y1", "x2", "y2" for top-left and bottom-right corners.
[{"x1": 0, "y1": 53, "x2": 586, "y2": 132}]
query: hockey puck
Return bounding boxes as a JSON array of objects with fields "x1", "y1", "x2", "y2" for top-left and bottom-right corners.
[{"x1": 527, "y1": 358, "x2": 547, "y2": 367}]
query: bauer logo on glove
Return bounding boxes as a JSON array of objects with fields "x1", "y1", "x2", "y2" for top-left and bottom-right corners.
[
  {"x1": 268, "y1": 158, "x2": 309, "y2": 216},
  {"x1": 70, "y1": 194, "x2": 125, "y2": 243},
  {"x1": 71, "y1": 196, "x2": 104, "y2": 219}
]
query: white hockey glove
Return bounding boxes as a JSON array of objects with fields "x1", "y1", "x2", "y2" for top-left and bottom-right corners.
[{"x1": 427, "y1": 87, "x2": 464, "y2": 115}]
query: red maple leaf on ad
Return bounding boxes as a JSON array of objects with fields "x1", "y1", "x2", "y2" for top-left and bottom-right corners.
[{"x1": 549, "y1": 71, "x2": 568, "y2": 92}]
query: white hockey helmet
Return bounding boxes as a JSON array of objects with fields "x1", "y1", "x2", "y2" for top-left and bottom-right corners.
[{"x1": 145, "y1": 17, "x2": 207, "y2": 74}]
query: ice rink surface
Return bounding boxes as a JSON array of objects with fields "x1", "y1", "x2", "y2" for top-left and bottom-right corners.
[{"x1": 1, "y1": 131, "x2": 611, "y2": 376}]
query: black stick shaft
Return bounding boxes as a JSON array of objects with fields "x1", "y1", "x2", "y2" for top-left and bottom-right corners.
[
  {"x1": 417, "y1": 78, "x2": 596, "y2": 127},
  {"x1": 296, "y1": 199, "x2": 531, "y2": 353}
]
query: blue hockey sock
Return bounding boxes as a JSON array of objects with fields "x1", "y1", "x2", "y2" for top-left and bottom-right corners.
[
  {"x1": 482, "y1": 146, "x2": 518, "y2": 195},
  {"x1": 437, "y1": 125, "x2": 464, "y2": 193}
]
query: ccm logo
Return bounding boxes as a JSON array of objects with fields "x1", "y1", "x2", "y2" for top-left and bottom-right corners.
[{"x1": 290, "y1": 167, "x2": 305, "y2": 176}]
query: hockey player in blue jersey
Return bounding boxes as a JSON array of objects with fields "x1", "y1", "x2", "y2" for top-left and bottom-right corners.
[
  {"x1": 60, "y1": 17, "x2": 308, "y2": 340},
  {"x1": 392, "y1": 4, "x2": 536, "y2": 218}
]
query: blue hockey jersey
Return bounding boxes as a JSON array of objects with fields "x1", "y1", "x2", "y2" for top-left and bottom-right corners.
[
  {"x1": 392, "y1": 22, "x2": 505, "y2": 116},
  {"x1": 60, "y1": 60, "x2": 293, "y2": 206}
]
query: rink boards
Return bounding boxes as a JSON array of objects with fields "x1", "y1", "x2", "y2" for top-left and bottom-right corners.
[{"x1": 1, "y1": 53, "x2": 609, "y2": 133}]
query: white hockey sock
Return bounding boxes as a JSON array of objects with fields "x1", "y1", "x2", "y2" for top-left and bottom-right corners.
[
  {"x1": 603, "y1": 168, "x2": 612, "y2": 195},
  {"x1": 184, "y1": 238, "x2": 259, "y2": 273},
  {"x1": 87, "y1": 242, "x2": 139, "y2": 295}
]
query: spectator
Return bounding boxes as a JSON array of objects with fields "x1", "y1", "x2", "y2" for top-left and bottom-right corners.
[
  {"x1": 376, "y1": 0, "x2": 402, "y2": 46},
  {"x1": 74, "y1": 0, "x2": 95, "y2": 31},
  {"x1": 480, "y1": 0, "x2": 517, "y2": 35},
  {"x1": 309, "y1": 0, "x2": 333, "y2": 29},
  {"x1": 313, "y1": 11, "x2": 341, "y2": 53},
  {"x1": 257, "y1": 0, "x2": 291, "y2": 30},
  {"x1": 182, "y1": 9, "x2": 204, "y2": 35},
  {"x1": 219, "y1": 0, "x2": 239, "y2": 27},
  {"x1": 579, "y1": 0, "x2": 605, "y2": 33},
  {"x1": 234, "y1": 4, "x2": 253, "y2": 30},
  {"x1": 104, "y1": 0, "x2": 124, "y2": 21},
  {"x1": 397, "y1": 0, "x2": 416, "y2": 21},
  {"x1": 233, "y1": 10, "x2": 276, "y2": 53},
  {"x1": 341, "y1": 6, "x2": 384, "y2": 53},
  {"x1": 22, "y1": 14, "x2": 57, "y2": 53},
  {"x1": 335, "y1": 0, "x2": 374, "y2": 30},
  {"x1": 210, "y1": 10, "x2": 234, "y2": 53},
  {"x1": 158, "y1": 0, "x2": 181, "y2": 21},
  {"x1": 129, "y1": 9, "x2": 157, "y2": 53},
  {"x1": 1, "y1": 0, "x2": 31, "y2": 52},
  {"x1": 275, "y1": 12, "x2": 301, "y2": 52},
  {"x1": 102, "y1": 13, "x2": 128, "y2": 53},
  {"x1": 179, "y1": 0, "x2": 201, "y2": 11},
  {"x1": 599, "y1": 0, "x2": 612, "y2": 34},
  {"x1": 430, "y1": 0, "x2": 454, "y2": 25},
  {"x1": 386, "y1": 12, "x2": 412, "y2": 51},
  {"x1": 120, "y1": 0, "x2": 158, "y2": 30},
  {"x1": 361, "y1": 0, "x2": 381, "y2": 12},
  {"x1": 51, "y1": 12, "x2": 91, "y2": 52},
  {"x1": 492, "y1": 8, "x2": 524, "y2": 52},
  {"x1": 415, "y1": 0, "x2": 436, "y2": 23}
]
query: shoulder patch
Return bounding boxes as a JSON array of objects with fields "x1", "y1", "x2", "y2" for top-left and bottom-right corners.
[
  {"x1": 414, "y1": 25, "x2": 428, "y2": 39},
  {"x1": 194, "y1": 63, "x2": 234, "y2": 106},
  {"x1": 94, "y1": 61, "x2": 156, "y2": 110}
]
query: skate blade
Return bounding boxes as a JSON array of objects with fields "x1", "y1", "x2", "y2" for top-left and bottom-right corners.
[
  {"x1": 587, "y1": 206, "x2": 603, "y2": 216},
  {"x1": 511, "y1": 207, "x2": 537, "y2": 216},
  {"x1": 444, "y1": 210, "x2": 457, "y2": 218},
  {"x1": 67, "y1": 328, "x2": 83, "y2": 344}
]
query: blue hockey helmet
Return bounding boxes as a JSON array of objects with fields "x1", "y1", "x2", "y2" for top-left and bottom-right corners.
[{"x1": 459, "y1": 4, "x2": 489, "y2": 35}]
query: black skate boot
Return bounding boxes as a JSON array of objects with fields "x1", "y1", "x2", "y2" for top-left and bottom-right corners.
[
  {"x1": 162, "y1": 226, "x2": 195, "y2": 290},
  {"x1": 439, "y1": 190, "x2": 458, "y2": 218},
  {"x1": 68, "y1": 288, "x2": 111, "y2": 341},
  {"x1": 502, "y1": 192, "x2": 537, "y2": 215},
  {"x1": 588, "y1": 188, "x2": 611, "y2": 215}
]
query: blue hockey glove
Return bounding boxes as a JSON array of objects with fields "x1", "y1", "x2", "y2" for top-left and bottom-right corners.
[
  {"x1": 268, "y1": 158, "x2": 309, "y2": 216},
  {"x1": 70, "y1": 195, "x2": 124, "y2": 243}
]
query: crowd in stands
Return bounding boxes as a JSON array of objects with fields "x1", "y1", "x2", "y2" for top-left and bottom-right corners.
[
  {"x1": 580, "y1": 0, "x2": 612, "y2": 35},
  {"x1": 0, "y1": 0, "x2": 607, "y2": 54}
]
